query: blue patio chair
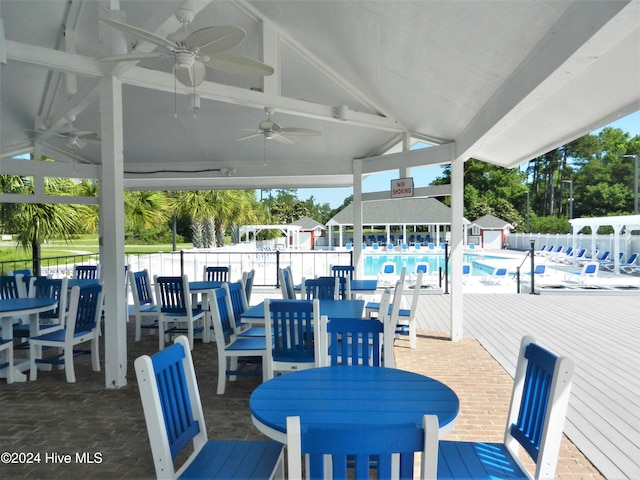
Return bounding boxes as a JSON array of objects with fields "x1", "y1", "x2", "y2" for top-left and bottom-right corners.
[
  {"x1": 203, "y1": 265, "x2": 229, "y2": 282},
  {"x1": 437, "y1": 335, "x2": 574, "y2": 480},
  {"x1": 526, "y1": 264, "x2": 547, "y2": 277},
  {"x1": 377, "y1": 261, "x2": 398, "y2": 286},
  {"x1": 0, "y1": 275, "x2": 20, "y2": 300},
  {"x1": 129, "y1": 269, "x2": 158, "y2": 341},
  {"x1": 0, "y1": 336, "x2": 13, "y2": 384},
  {"x1": 73, "y1": 264, "x2": 99, "y2": 279},
  {"x1": 286, "y1": 414, "x2": 438, "y2": 480},
  {"x1": 264, "y1": 299, "x2": 320, "y2": 379},
  {"x1": 462, "y1": 263, "x2": 472, "y2": 283},
  {"x1": 396, "y1": 271, "x2": 424, "y2": 349},
  {"x1": 278, "y1": 267, "x2": 296, "y2": 299},
  {"x1": 331, "y1": 265, "x2": 354, "y2": 299},
  {"x1": 135, "y1": 336, "x2": 284, "y2": 479},
  {"x1": 226, "y1": 280, "x2": 264, "y2": 338},
  {"x1": 345, "y1": 242, "x2": 352, "y2": 251},
  {"x1": 29, "y1": 283, "x2": 103, "y2": 383},
  {"x1": 414, "y1": 242, "x2": 421, "y2": 250},
  {"x1": 241, "y1": 268, "x2": 255, "y2": 304},
  {"x1": 302, "y1": 276, "x2": 339, "y2": 300},
  {"x1": 387, "y1": 242, "x2": 394, "y2": 251},
  {"x1": 321, "y1": 315, "x2": 385, "y2": 367},
  {"x1": 210, "y1": 287, "x2": 267, "y2": 394},
  {"x1": 20, "y1": 277, "x2": 69, "y2": 336},
  {"x1": 154, "y1": 275, "x2": 206, "y2": 350},
  {"x1": 372, "y1": 242, "x2": 380, "y2": 250}
]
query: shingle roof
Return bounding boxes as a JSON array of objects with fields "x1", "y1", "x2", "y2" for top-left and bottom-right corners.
[
  {"x1": 327, "y1": 198, "x2": 467, "y2": 226},
  {"x1": 291, "y1": 215, "x2": 326, "y2": 230},
  {"x1": 470, "y1": 214, "x2": 513, "y2": 230}
]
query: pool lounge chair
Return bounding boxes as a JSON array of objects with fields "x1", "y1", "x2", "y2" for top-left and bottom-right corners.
[
  {"x1": 600, "y1": 252, "x2": 624, "y2": 271},
  {"x1": 619, "y1": 253, "x2": 639, "y2": 274},
  {"x1": 564, "y1": 262, "x2": 598, "y2": 284},
  {"x1": 377, "y1": 262, "x2": 398, "y2": 287},
  {"x1": 481, "y1": 267, "x2": 509, "y2": 285}
]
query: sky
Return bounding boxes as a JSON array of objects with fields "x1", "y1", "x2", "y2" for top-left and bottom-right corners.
[{"x1": 293, "y1": 110, "x2": 640, "y2": 208}]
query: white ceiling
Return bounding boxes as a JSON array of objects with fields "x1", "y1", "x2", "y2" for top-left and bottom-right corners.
[{"x1": 1, "y1": 0, "x2": 639, "y2": 191}]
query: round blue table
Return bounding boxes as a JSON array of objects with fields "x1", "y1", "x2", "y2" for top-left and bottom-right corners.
[{"x1": 249, "y1": 365, "x2": 459, "y2": 443}]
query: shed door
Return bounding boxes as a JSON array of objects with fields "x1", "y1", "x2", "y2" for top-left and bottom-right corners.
[{"x1": 482, "y1": 230, "x2": 503, "y2": 249}]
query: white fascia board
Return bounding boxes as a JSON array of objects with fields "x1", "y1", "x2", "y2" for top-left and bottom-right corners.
[
  {"x1": 454, "y1": 1, "x2": 632, "y2": 163},
  {"x1": 0, "y1": 158, "x2": 99, "y2": 179}
]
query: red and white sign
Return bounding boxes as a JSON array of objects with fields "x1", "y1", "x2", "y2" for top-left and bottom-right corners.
[{"x1": 391, "y1": 178, "x2": 414, "y2": 198}]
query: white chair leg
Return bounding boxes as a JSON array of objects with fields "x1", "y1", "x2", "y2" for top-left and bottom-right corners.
[
  {"x1": 229, "y1": 357, "x2": 238, "y2": 381},
  {"x1": 159, "y1": 321, "x2": 166, "y2": 350},
  {"x1": 4, "y1": 346, "x2": 14, "y2": 384},
  {"x1": 64, "y1": 348, "x2": 76, "y2": 383},
  {"x1": 409, "y1": 322, "x2": 417, "y2": 349},
  {"x1": 29, "y1": 343, "x2": 39, "y2": 381},
  {"x1": 91, "y1": 337, "x2": 100, "y2": 372},
  {"x1": 134, "y1": 315, "x2": 142, "y2": 341},
  {"x1": 217, "y1": 359, "x2": 227, "y2": 395}
]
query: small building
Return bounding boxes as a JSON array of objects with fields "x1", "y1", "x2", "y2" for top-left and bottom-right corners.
[
  {"x1": 290, "y1": 216, "x2": 326, "y2": 249},
  {"x1": 468, "y1": 214, "x2": 513, "y2": 249}
]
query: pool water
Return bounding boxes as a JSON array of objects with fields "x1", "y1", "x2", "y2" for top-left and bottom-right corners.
[{"x1": 363, "y1": 253, "x2": 510, "y2": 276}]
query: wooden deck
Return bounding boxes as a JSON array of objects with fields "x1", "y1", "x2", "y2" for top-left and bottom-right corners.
[{"x1": 413, "y1": 292, "x2": 640, "y2": 480}]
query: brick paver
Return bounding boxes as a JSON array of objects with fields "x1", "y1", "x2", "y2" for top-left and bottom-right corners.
[{"x1": 0, "y1": 322, "x2": 603, "y2": 479}]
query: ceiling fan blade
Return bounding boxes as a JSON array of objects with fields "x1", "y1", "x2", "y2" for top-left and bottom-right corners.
[
  {"x1": 187, "y1": 26, "x2": 245, "y2": 54},
  {"x1": 281, "y1": 127, "x2": 322, "y2": 136},
  {"x1": 174, "y1": 61, "x2": 206, "y2": 87},
  {"x1": 60, "y1": 131, "x2": 101, "y2": 141},
  {"x1": 97, "y1": 52, "x2": 166, "y2": 62},
  {"x1": 100, "y1": 18, "x2": 178, "y2": 49},
  {"x1": 273, "y1": 133, "x2": 297, "y2": 144},
  {"x1": 203, "y1": 52, "x2": 274, "y2": 76},
  {"x1": 236, "y1": 132, "x2": 263, "y2": 142}
]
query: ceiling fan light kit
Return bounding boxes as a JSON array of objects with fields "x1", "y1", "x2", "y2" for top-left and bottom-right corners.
[{"x1": 98, "y1": 7, "x2": 274, "y2": 88}]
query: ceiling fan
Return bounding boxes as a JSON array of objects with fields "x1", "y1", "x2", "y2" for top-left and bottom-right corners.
[
  {"x1": 28, "y1": 115, "x2": 100, "y2": 150},
  {"x1": 97, "y1": 7, "x2": 274, "y2": 87},
  {"x1": 236, "y1": 107, "x2": 322, "y2": 144}
]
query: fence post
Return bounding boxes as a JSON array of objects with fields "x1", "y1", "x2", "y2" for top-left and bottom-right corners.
[
  {"x1": 275, "y1": 250, "x2": 280, "y2": 288},
  {"x1": 180, "y1": 250, "x2": 184, "y2": 277},
  {"x1": 529, "y1": 240, "x2": 536, "y2": 295}
]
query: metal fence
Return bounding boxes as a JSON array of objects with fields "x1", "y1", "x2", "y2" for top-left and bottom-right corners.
[
  {"x1": 1, "y1": 249, "x2": 354, "y2": 287},
  {"x1": 506, "y1": 232, "x2": 640, "y2": 257}
]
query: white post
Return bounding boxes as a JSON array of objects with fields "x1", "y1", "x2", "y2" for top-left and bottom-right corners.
[
  {"x1": 449, "y1": 148, "x2": 465, "y2": 341},
  {"x1": 100, "y1": 75, "x2": 127, "y2": 388},
  {"x1": 353, "y1": 160, "x2": 364, "y2": 278}
]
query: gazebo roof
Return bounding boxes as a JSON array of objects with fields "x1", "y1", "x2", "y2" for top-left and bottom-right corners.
[{"x1": 327, "y1": 197, "x2": 468, "y2": 226}]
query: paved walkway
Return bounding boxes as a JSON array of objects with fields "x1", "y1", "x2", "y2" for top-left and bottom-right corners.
[{"x1": 0, "y1": 306, "x2": 603, "y2": 479}]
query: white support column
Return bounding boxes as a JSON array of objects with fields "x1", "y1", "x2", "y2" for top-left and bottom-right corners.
[
  {"x1": 449, "y1": 147, "x2": 464, "y2": 341},
  {"x1": 353, "y1": 160, "x2": 364, "y2": 278},
  {"x1": 100, "y1": 76, "x2": 127, "y2": 388}
]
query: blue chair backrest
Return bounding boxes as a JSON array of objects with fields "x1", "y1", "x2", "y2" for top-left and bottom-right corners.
[
  {"x1": 300, "y1": 419, "x2": 423, "y2": 479},
  {"x1": 32, "y1": 277, "x2": 66, "y2": 320},
  {"x1": 462, "y1": 264, "x2": 471, "y2": 275},
  {"x1": 510, "y1": 342, "x2": 559, "y2": 462},
  {"x1": 598, "y1": 251, "x2": 610, "y2": 261},
  {"x1": 331, "y1": 265, "x2": 353, "y2": 279},
  {"x1": 304, "y1": 277, "x2": 336, "y2": 300},
  {"x1": 213, "y1": 288, "x2": 235, "y2": 342},
  {"x1": 416, "y1": 264, "x2": 428, "y2": 274},
  {"x1": 382, "y1": 264, "x2": 395, "y2": 274},
  {"x1": 0, "y1": 276, "x2": 19, "y2": 299},
  {"x1": 534, "y1": 265, "x2": 546, "y2": 275},
  {"x1": 149, "y1": 341, "x2": 199, "y2": 460},
  {"x1": 75, "y1": 265, "x2": 98, "y2": 279},
  {"x1": 156, "y1": 276, "x2": 187, "y2": 314},
  {"x1": 414, "y1": 242, "x2": 421, "y2": 250},
  {"x1": 326, "y1": 318, "x2": 383, "y2": 366},
  {"x1": 133, "y1": 270, "x2": 153, "y2": 307},
  {"x1": 227, "y1": 281, "x2": 246, "y2": 328},
  {"x1": 243, "y1": 269, "x2": 255, "y2": 301},
  {"x1": 626, "y1": 253, "x2": 638, "y2": 265},
  {"x1": 584, "y1": 264, "x2": 597, "y2": 275},
  {"x1": 268, "y1": 299, "x2": 315, "y2": 363},
  {"x1": 204, "y1": 266, "x2": 229, "y2": 282},
  {"x1": 495, "y1": 268, "x2": 507, "y2": 276},
  {"x1": 74, "y1": 284, "x2": 102, "y2": 333}
]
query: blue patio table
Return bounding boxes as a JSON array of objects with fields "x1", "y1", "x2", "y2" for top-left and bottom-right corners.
[
  {"x1": 294, "y1": 279, "x2": 378, "y2": 296},
  {"x1": 249, "y1": 365, "x2": 459, "y2": 443},
  {"x1": 0, "y1": 297, "x2": 58, "y2": 382},
  {"x1": 188, "y1": 280, "x2": 224, "y2": 292},
  {"x1": 67, "y1": 278, "x2": 99, "y2": 289},
  {"x1": 240, "y1": 299, "x2": 365, "y2": 325}
]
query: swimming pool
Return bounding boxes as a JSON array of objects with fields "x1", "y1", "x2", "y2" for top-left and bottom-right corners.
[{"x1": 363, "y1": 253, "x2": 512, "y2": 276}]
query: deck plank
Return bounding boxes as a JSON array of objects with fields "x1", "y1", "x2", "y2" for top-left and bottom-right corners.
[{"x1": 413, "y1": 293, "x2": 640, "y2": 480}]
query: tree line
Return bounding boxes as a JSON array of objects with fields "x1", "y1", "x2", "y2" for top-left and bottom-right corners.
[{"x1": 1, "y1": 125, "x2": 638, "y2": 265}]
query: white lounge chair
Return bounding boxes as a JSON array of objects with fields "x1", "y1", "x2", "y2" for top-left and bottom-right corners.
[
  {"x1": 620, "y1": 252, "x2": 639, "y2": 274},
  {"x1": 564, "y1": 262, "x2": 598, "y2": 284},
  {"x1": 481, "y1": 267, "x2": 509, "y2": 285}
]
